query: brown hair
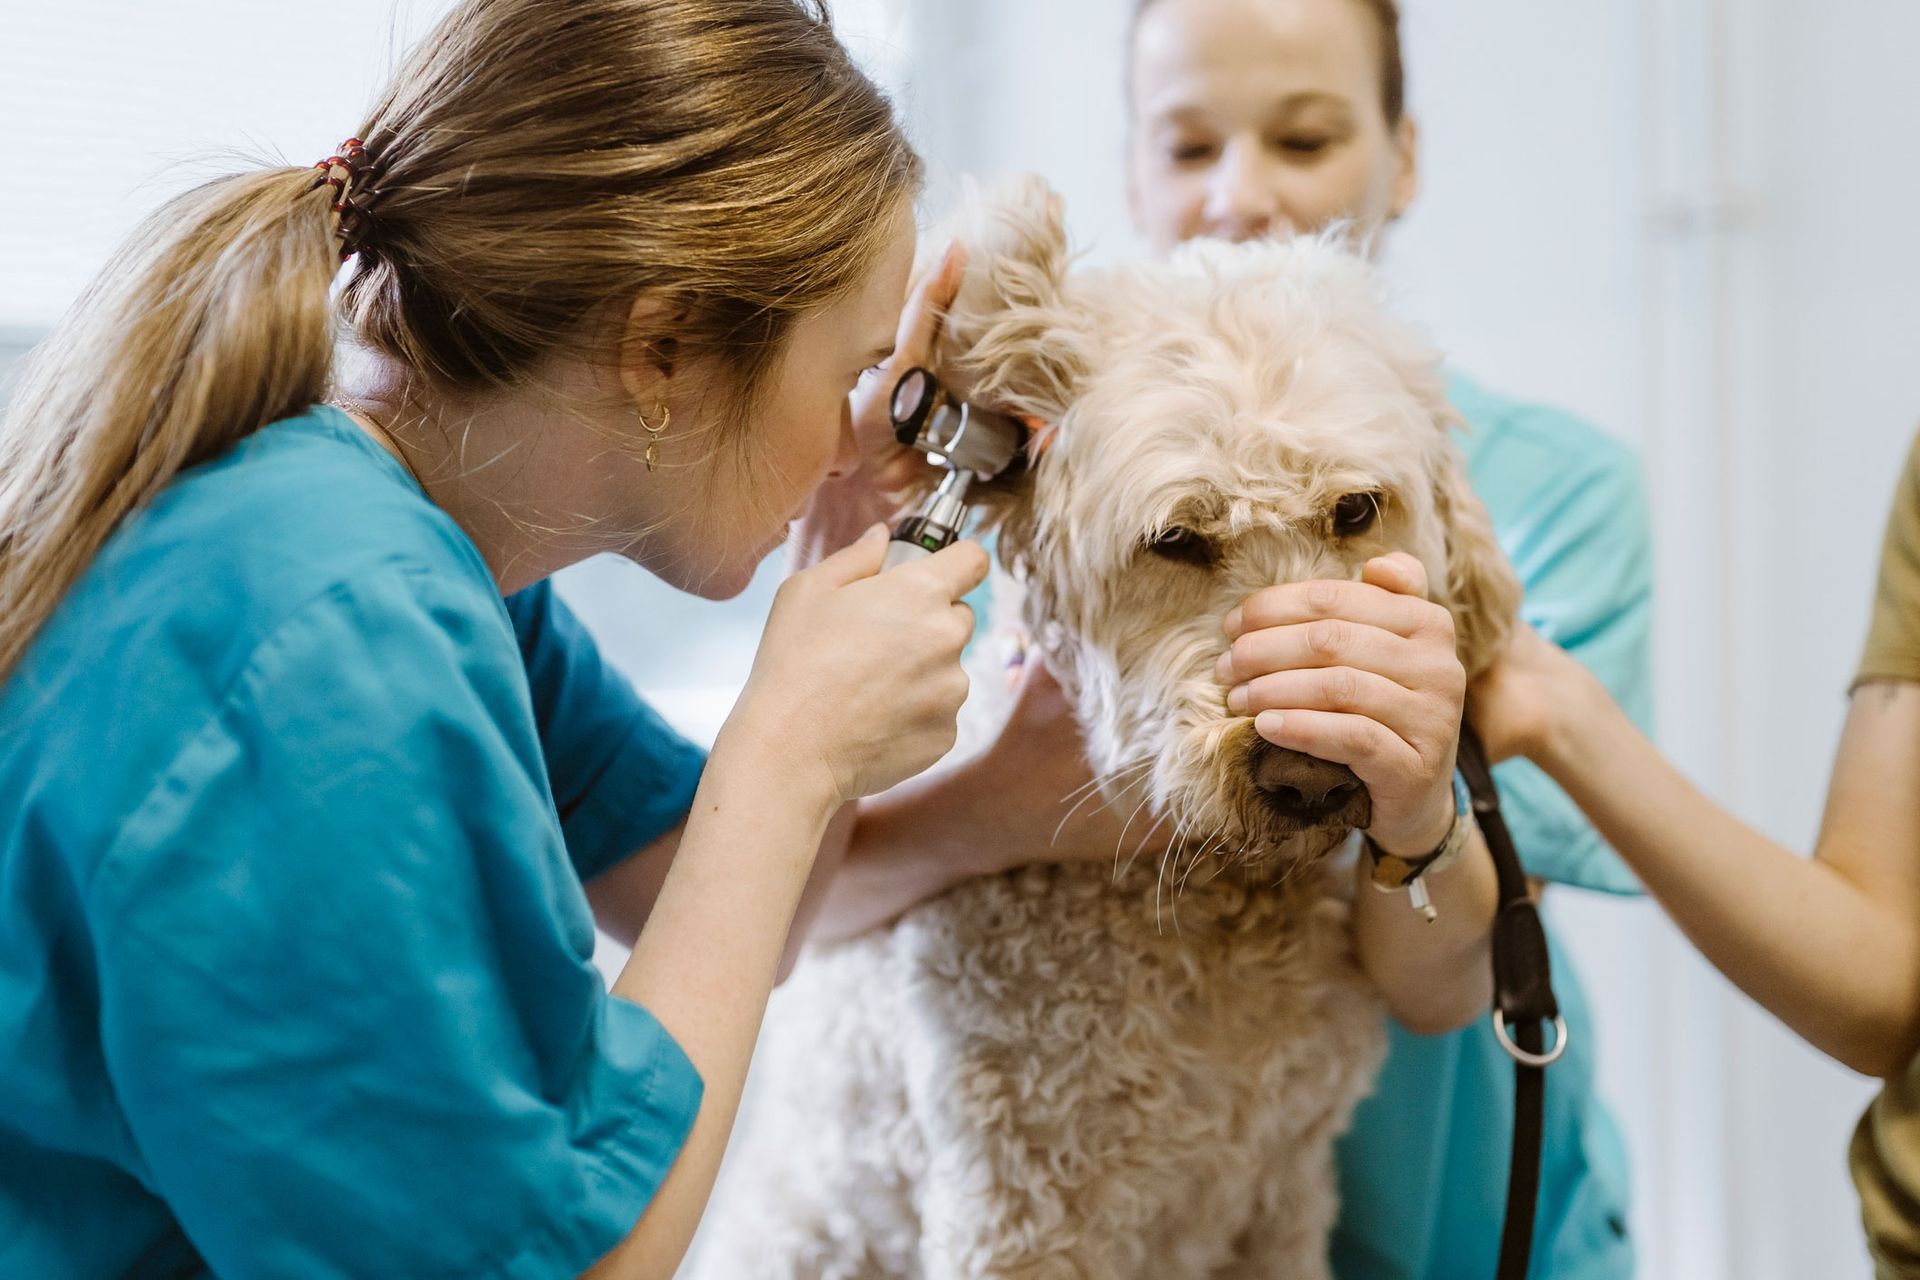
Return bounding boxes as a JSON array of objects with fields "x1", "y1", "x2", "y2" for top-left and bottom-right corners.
[
  {"x1": 1129, "y1": 0, "x2": 1406, "y2": 125},
  {"x1": 0, "y1": 0, "x2": 920, "y2": 682}
]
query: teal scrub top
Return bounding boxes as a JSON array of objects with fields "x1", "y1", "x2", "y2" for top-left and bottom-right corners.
[
  {"x1": 1328, "y1": 372, "x2": 1652, "y2": 1280},
  {"x1": 0, "y1": 408, "x2": 709, "y2": 1278}
]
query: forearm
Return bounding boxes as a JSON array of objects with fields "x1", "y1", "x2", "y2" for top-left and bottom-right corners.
[
  {"x1": 1351, "y1": 827, "x2": 1499, "y2": 1035},
  {"x1": 587, "y1": 735, "x2": 837, "y2": 1279},
  {"x1": 585, "y1": 827, "x2": 680, "y2": 949},
  {"x1": 806, "y1": 760, "x2": 998, "y2": 944},
  {"x1": 586, "y1": 804, "x2": 857, "y2": 979},
  {"x1": 778, "y1": 803, "x2": 859, "y2": 976},
  {"x1": 1540, "y1": 689, "x2": 1920, "y2": 1076}
]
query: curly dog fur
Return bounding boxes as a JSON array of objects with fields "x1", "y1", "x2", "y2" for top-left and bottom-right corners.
[{"x1": 690, "y1": 178, "x2": 1521, "y2": 1279}]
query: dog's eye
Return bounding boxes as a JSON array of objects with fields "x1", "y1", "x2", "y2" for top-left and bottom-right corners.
[
  {"x1": 1331, "y1": 492, "x2": 1382, "y2": 538},
  {"x1": 1147, "y1": 526, "x2": 1216, "y2": 567}
]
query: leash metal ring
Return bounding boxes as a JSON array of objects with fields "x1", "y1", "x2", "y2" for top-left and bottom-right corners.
[{"x1": 1494, "y1": 1011, "x2": 1569, "y2": 1068}]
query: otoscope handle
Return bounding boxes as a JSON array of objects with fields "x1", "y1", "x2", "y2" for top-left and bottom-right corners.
[
  {"x1": 881, "y1": 537, "x2": 933, "y2": 571},
  {"x1": 883, "y1": 513, "x2": 958, "y2": 569},
  {"x1": 882, "y1": 469, "x2": 974, "y2": 571}
]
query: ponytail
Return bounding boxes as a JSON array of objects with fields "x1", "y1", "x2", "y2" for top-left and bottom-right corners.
[{"x1": 0, "y1": 166, "x2": 342, "y2": 681}]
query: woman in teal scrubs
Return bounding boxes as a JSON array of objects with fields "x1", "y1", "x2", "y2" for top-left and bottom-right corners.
[
  {"x1": 0, "y1": 3, "x2": 999, "y2": 1276},
  {"x1": 1116, "y1": 1, "x2": 1651, "y2": 1275}
]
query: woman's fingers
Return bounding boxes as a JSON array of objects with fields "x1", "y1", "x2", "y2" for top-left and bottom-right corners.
[
  {"x1": 891, "y1": 241, "x2": 967, "y2": 369},
  {"x1": 1224, "y1": 563, "x2": 1449, "y2": 643},
  {"x1": 1359, "y1": 551, "x2": 1429, "y2": 598},
  {"x1": 806, "y1": 522, "x2": 891, "y2": 586},
  {"x1": 1215, "y1": 616, "x2": 1457, "y2": 692},
  {"x1": 1229, "y1": 664, "x2": 1424, "y2": 731},
  {"x1": 1252, "y1": 707, "x2": 1425, "y2": 783},
  {"x1": 1217, "y1": 555, "x2": 1468, "y2": 853},
  {"x1": 918, "y1": 538, "x2": 991, "y2": 600},
  {"x1": 1466, "y1": 622, "x2": 1586, "y2": 764}
]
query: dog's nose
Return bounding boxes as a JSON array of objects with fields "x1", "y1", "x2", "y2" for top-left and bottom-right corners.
[{"x1": 1249, "y1": 743, "x2": 1367, "y2": 823}]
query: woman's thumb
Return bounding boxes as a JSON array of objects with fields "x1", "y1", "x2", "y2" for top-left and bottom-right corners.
[
  {"x1": 1361, "y1": 551, "x2": 1429, "y2": 599},
  {"x1": 812, "y1": 523, "x2": 891, "y2": 586}
]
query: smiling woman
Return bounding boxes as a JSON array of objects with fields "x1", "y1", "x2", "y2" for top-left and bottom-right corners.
[{"x1": 1126, "y1": 0, "x2": 1416, "y2": 248}]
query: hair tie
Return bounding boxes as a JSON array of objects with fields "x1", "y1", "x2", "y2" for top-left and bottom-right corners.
[{"x1": 313, "y1": 137, "x2": 377, "y2": 262}]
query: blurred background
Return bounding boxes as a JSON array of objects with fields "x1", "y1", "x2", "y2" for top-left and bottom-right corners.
[{"x1": 6, "y1": 1, "x2": 1918, "y2": 1275}]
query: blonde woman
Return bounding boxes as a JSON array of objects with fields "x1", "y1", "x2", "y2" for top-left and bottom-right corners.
[
  {"x1": 1475, "y1": 430, "x2": 1920, "y2": 1278},
  {"x1": 0, "y1": 2, "x2": 1022, "y2": 1276}
]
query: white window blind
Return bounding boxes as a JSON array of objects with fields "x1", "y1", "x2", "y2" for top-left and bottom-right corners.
[{"x1": 1, "y1": 0, "x2": 455, "y2": 330}]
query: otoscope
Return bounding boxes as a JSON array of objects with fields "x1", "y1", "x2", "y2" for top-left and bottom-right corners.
[{"x1": 881, "y1": 366, "x2": 1031, "y2": 570}]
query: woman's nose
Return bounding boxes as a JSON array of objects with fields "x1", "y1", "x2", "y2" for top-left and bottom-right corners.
[{"x1": 1203, "y1": 141, "x2": 1289, "y2": 243}]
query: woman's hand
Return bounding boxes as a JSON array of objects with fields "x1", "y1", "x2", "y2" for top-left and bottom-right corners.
[
  {"x1": 1218, "y1": 553, "x2": 1466, "y2": 857},
  {"x1": 956, "y1": 654, "x2": 1174, "y2": 875},
  {"x1": 1468, "y1": 617, "x2": 1610, "y2": 769},
  {"x1": 728, "y1": 524, "x2": 989, "y2": 807},
  {"x1": 791, "y1": 243, "x2": 968, "y2": 569},
  {"x1": 806, "y1": 652, "x2": 1175, "y2": 944}
]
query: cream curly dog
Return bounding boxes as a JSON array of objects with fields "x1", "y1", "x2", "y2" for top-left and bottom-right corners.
[{"x1": 691, "y1": 180, "x2": 1520, "y2": 1279}]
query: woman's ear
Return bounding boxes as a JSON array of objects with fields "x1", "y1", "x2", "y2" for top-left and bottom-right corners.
[
  {"x1": 1388, "y1": 114, "x2": 1421, "y2": 223},
  {"x1": 617, "y1": 292, "x2": 681, "y2": 407},
  {"x1": 1433, "y1": 444, "x2": 1522, "y2": 680}
]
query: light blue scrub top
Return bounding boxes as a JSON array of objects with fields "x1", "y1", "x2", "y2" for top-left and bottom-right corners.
[
  {"x1": 0, "y1": 408, "x2": 709, "y2": 1278},
  {"x1": 1328, "y1": 372, "x2": 1651, "y2": 1280}
]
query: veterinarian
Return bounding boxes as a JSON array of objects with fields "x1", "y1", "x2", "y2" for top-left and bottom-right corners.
[
  {"x1": 0, "y1": 2, "x2": 1088, "y2": 1275},
  {"x1": 1096, "y1": 1, "x2": 1655, "y2": 1276},
  {"x1": 1472, "y1": 428, "x2": 1920, "y2": 1278}
]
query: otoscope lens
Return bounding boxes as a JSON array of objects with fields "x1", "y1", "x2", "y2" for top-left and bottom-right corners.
[{"x1": 889, "y1": 366, "x2": 936, "y2": 443}]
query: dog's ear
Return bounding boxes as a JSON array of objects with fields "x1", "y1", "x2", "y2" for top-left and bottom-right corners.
[
  {"x1": 1431, "y1": 440, "x2": 1522, "y2": 680},
  {"x1": 930, "y1": 175, "x2": 1095, "y2": 418},
  {"x1": 1363, "y1": 302, "x2": 1523, "y2": 680},
  {"x1": 904, "y1": 176, "x2": 1099, "y2": 538}
]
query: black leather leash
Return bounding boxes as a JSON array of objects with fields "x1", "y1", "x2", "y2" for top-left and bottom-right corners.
[{"x1": 1455, "y1": 723, "x2": 1568, "y2": 1280}]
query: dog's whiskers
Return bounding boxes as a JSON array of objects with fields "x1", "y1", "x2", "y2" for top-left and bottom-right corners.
[
  {"x1": 1156, "y1": 812, "x2": 1201, "y2": 936},
  {"x1": 1174, "y1": 834, "x2": 1220, "y2": 931},
  {"x1": 1195, "y1": 844, "x2": 1235, "y2": 890},
  {"x1": 1175, "y1": 834, "x2": 1224, "y2": 900},
  {"x1": 1049, "y1": 760, "x2": 1152, "y2": 851},
  {"x1": 1111, "y1": 774, "x2": 1164, "y2": 878},
  {"x1": 1116, "y1": 810, "x2": 1172, "y2": 884},
  {"x1": 1169, "y1": 835, "x2": 1227, "y2": 932},
  {"x1": 1168, "y1": 839, "x2": 1196, "y2": 935},
  {"x1": 1058, "y1": 761, "x2": 1144, "y2": 809}
]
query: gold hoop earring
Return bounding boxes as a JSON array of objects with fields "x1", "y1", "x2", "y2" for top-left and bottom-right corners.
[{"x1": 637, "y1": 401, "x2": 671, "y2": 472}]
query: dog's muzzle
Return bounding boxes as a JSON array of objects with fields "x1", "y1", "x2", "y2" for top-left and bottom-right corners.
[{"x1": 1247, "y1": 741, "x2": 1372, "y2": 828}]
